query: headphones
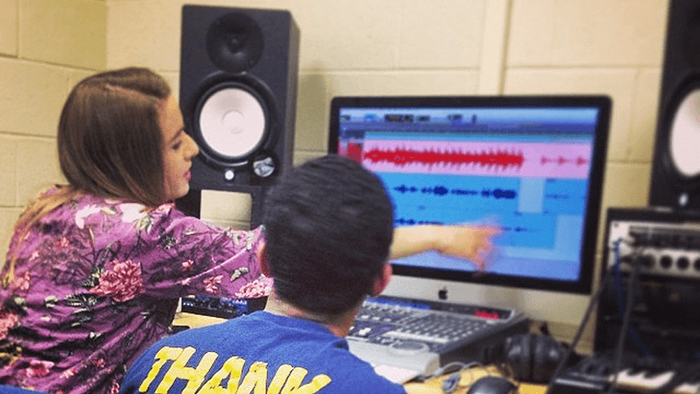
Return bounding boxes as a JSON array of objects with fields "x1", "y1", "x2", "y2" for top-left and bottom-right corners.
[{"x1": 500, "y1": 333, "x2": 574, "y2": 384}]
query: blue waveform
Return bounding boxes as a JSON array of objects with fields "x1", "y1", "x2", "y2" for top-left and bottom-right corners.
[
  {"x1": 394, "y1": 185, "x2": 419, "y2": 194},
  {"x1": 421, "y1": 186, "x2": 449, "y2": 196},
  {"x1": 451, "y1": 189, "x2": 478, "y2": 196},
  {"x1": 393, "y1": 184, "x2": 516, "y2": 199},
  {"x1": 395, "y1": 218, "x2": 443, "y2": 226},
  {"x1": 503, "y1": 226, "x2": 534, "y2": 233},
  {"x1": 546, "y1": 193, "x2": 583, "y2": 200},
  {"x1": 453, "y1": 188, "x2": 517, "y2": 199},
  {"x1": 481, "y1": 188, "x2": 517, "y2": 199}
]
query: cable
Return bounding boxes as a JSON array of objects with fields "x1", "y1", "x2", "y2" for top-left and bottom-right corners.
[
  {"x1": 542, "y1": 238, "x2": 622, "y2": 394},
  {"x1": 416, "y1": 361, "x2": 482, "y2": 393},
  {"x1": 416, "y1": 361, "x2": 482, "y2": 383},
  {"x1": 611, "y1": 239, "x2": 651, "y2": 356},
  {"x1": 606, "y1": 242, "x2": 642, "y2": 394}
]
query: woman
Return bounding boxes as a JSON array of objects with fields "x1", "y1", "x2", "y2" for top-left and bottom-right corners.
[{"x1": 0, "y1": 68, "x2": 498, "y2": 394}]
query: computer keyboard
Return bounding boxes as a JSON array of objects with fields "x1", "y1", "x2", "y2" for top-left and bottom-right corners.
[{"x1": 346, "y1": 296, "x2": 529, "y2": 383}]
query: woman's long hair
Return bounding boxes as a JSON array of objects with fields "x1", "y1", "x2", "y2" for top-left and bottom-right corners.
[{"x1": 3, "y1": 67, "x2": 172, "y2": 286}]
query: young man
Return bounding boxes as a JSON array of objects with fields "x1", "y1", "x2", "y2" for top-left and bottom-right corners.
[
  {"x1": 120, "y1": 155, "x2": 405, "y2": 394},
  {"x1": 120, "y1": 155, "x2": 498, "y2": 394}
]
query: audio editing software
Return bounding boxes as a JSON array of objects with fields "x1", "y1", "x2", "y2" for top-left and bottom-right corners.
[{"x1": 335, "y1": 105, "x2": 601, "y2": 282}]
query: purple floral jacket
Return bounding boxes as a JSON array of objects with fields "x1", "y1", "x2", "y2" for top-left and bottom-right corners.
[{"x1": 0, "y1": 189, "x2": 270, "y2": 394}]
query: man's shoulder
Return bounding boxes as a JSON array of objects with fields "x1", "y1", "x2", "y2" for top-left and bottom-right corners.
[
  {"x1": 319, "y1": 351, "x2": 407, "y2": 393},
  {"x1": 120, "y1": 313, "x2": 406, "y2": 394}
]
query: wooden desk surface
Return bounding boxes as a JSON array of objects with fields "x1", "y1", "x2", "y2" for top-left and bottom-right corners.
[
  {"x1": 174, "y1": 313, "x2": 547, "y2": 394},
  {"x1": 403, "y1": 365, "x2": 547, "y2": 394},
  {"x1": 173, "y1": 312, "x2": 227, "y2": 328}
]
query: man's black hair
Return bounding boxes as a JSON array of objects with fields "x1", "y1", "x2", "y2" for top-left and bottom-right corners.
[{"x1": 262, "y1": 155, "x2": 394, "y2": 316}]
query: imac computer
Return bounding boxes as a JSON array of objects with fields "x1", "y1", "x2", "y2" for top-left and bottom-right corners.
[{"x1": 328, "y1": 95, "x2": 611, "y2": 326}]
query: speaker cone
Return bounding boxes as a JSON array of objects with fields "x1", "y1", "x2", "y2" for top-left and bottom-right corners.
[
  {"x1": 649, "y1": 1, "x2": 700, "y2": 210},
  {"x1": 195, "y1": 82, "x2": 268, "y2": 166},
  {"x1": 669, "y1": 88, "x2": 700, "y2": 182}
]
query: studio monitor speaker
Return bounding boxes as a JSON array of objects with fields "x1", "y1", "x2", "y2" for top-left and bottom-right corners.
[
  {"x1": 177, "y1": 5, "x2": 299, "y2": 224},
  {"x1": 649, "y1": 0, "x2": 700, "y2": 210}
]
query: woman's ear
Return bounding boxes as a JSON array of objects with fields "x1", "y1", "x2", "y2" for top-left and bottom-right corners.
[
  {"x1": 257, "y1": 240, "x2": 271, "y2": 276},
  {"x1": 371, "y1": 262, "x2": 392, "y2": 297}
]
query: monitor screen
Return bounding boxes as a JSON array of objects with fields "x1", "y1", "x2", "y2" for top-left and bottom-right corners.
[{"x1": 328, "y1": 96, "x2": 611, "y2": 302}]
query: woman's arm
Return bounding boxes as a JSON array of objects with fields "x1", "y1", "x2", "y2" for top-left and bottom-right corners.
[{"x1": 390, "y1": 224, "x2": 501, "y2": 270}]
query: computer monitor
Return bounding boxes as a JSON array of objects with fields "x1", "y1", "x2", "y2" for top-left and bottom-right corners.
[{"x1": 328, "y1": 95, "x2": 611, "y2": 326}]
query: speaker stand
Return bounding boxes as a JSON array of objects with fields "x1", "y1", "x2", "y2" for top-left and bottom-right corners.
[{"x1": 176, "y1": 186, "x2": 266, "y2": 229}]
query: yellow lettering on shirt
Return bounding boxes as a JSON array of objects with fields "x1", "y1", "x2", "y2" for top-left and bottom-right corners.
[
  {"x1": 266, "y1": 364, "x2": 293, "y2": 394},
  {"x1": 137, "y1": 347, "x2": 332, "y2": 394},
  {"x1": 155, "y1": 347, "x2": 218, "y2": 394},
  {"x1": 196, "y1": 356, "x2": 245, "y2": 394},
  {"x1": 280, "y1": 367, "x2": 331, "y2": 394},
  {"x1": 140, "y1": 347, "x2": 184, "y2": 392},
  {"x1": 236, "y1": 361, "x2": 268, "y2": 394}
]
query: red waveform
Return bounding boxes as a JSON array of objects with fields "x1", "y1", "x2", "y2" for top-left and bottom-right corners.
[
  {"x1": 346, "y1": 142, "x2": 364, "y2": 164},
  {"x1": 363, "y1": 147, "x2": 524, "y2": 169},
  {"x1": 540, "y1": 156, "x2": 589, "y2": 166}
]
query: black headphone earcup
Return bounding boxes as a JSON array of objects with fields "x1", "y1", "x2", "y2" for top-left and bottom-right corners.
[
  {"x1": 532, "y1": 335, "x2": 552, "y2": 383},
  {"x1": 503, "y1": 334, "x2": 570, "y2": 384},
  {"x1": 504, "y1": 334, "x2": 532, "y2": 382},
  {"x1": 533, "y1": 335, "x2": 568, "y2": 384}
]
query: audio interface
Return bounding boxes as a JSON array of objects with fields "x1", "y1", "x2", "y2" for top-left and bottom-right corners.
[
  {"x1": 605, "y1": 207, "x2": 700, "y2": 279},
  {"x1": 596, "y1": 207, "x2": 700, "y2": 361}
]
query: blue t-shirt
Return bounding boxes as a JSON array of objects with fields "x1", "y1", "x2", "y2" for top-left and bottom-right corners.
[{"x1": 120, "y1": 311, "x2": 406, "y2": 394}]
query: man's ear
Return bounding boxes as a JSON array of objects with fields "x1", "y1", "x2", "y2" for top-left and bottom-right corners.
[
  {"x1": 371, "y1": 262, "x2": 392, "y2": 297},
  {"x1": 257, "y1": 240, "x2": 271, "y2": 276}
]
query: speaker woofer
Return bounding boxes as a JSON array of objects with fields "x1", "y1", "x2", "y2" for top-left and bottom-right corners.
[
  {"x1": 649, "y1": 0, "x2": 700, "y2": 210},
  {"x1": 194, "y1": 82, "x2": 269, "y2": 167},
  {"x1": 206, "y1": 12, "x2": 264, "y2": 74},
  {"x1": 669, "y1": 88, "x2": 700, "y2": 181},
  {"x1": 658, "y1": 79, "x2": 700, "y2": 207}
]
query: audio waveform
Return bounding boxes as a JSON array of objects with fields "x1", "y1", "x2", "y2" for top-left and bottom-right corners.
[
  {"x1": 461, "y1": 188, "x2": 517, "y2": 199},
  {"x1": 395, "y1": 220, "x2": 536, "y2": 235},
  {"x1": 393, "y1": 184, "x2": 517, "y2": 199},
  {"x1": 546, "y1": 193, "x2": 574, "y2": 200},
  {"x1": 363, "y1": 147, "x2": 524, "y2": 170},
  {"x1": 346, "y1": 141, "x2": 364, "y2": 163},
  {"x1": 361, "y1": 139, "x2": 592, "y2": 179},
  {"x1": 502, "y1": 226, "x2": 536, "y2": 233},
  {"x1": 395, "y1": 218, "x2": 443, "y2": 226},
  {"x1": 540, "y1": 155, "x2": 589, "y2": 166}
]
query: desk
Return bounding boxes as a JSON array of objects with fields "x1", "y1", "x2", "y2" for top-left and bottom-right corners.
[
  {"x1": 403, "y1": 365, "x2": 546, "y2": 394},
  {"x1": 173, "y1": 313, "x2": 547, "y2": 394},
  {"x1": 172, "y1": 312, "x2": 227, "y2": 328}
]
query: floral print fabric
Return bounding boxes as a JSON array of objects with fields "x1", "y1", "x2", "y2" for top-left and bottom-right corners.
[{"x1": 0, "y1": 188, "x2": 268, "y2": 394}]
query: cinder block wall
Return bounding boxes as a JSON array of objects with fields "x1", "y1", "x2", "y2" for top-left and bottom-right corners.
[
  {"x1": 0, "y1": 0, "x2": 668, "y2": 333},
  {"x1": 0, "y1": 0, "x2": 106, "y2": 264},
  {"x1": 106, "y1": 0, "x2": 668, "y2": 233}
]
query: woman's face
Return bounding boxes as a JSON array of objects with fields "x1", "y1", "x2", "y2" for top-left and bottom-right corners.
[{"x1": 160, "y1": 95, "x2": 199, "y2": 202}]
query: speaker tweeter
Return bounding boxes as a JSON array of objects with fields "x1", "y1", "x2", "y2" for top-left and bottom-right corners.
[{"x1": 206, "y1": 12, "x2": 264, "y2": 74}]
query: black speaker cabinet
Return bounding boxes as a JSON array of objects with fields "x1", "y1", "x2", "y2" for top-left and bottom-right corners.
[
  {"x1": 649, "y1": 0, "x2": 700, "y2": 210},
  {"x1": 177, "y1": 5, "x2": 299, "y2": 225}
]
